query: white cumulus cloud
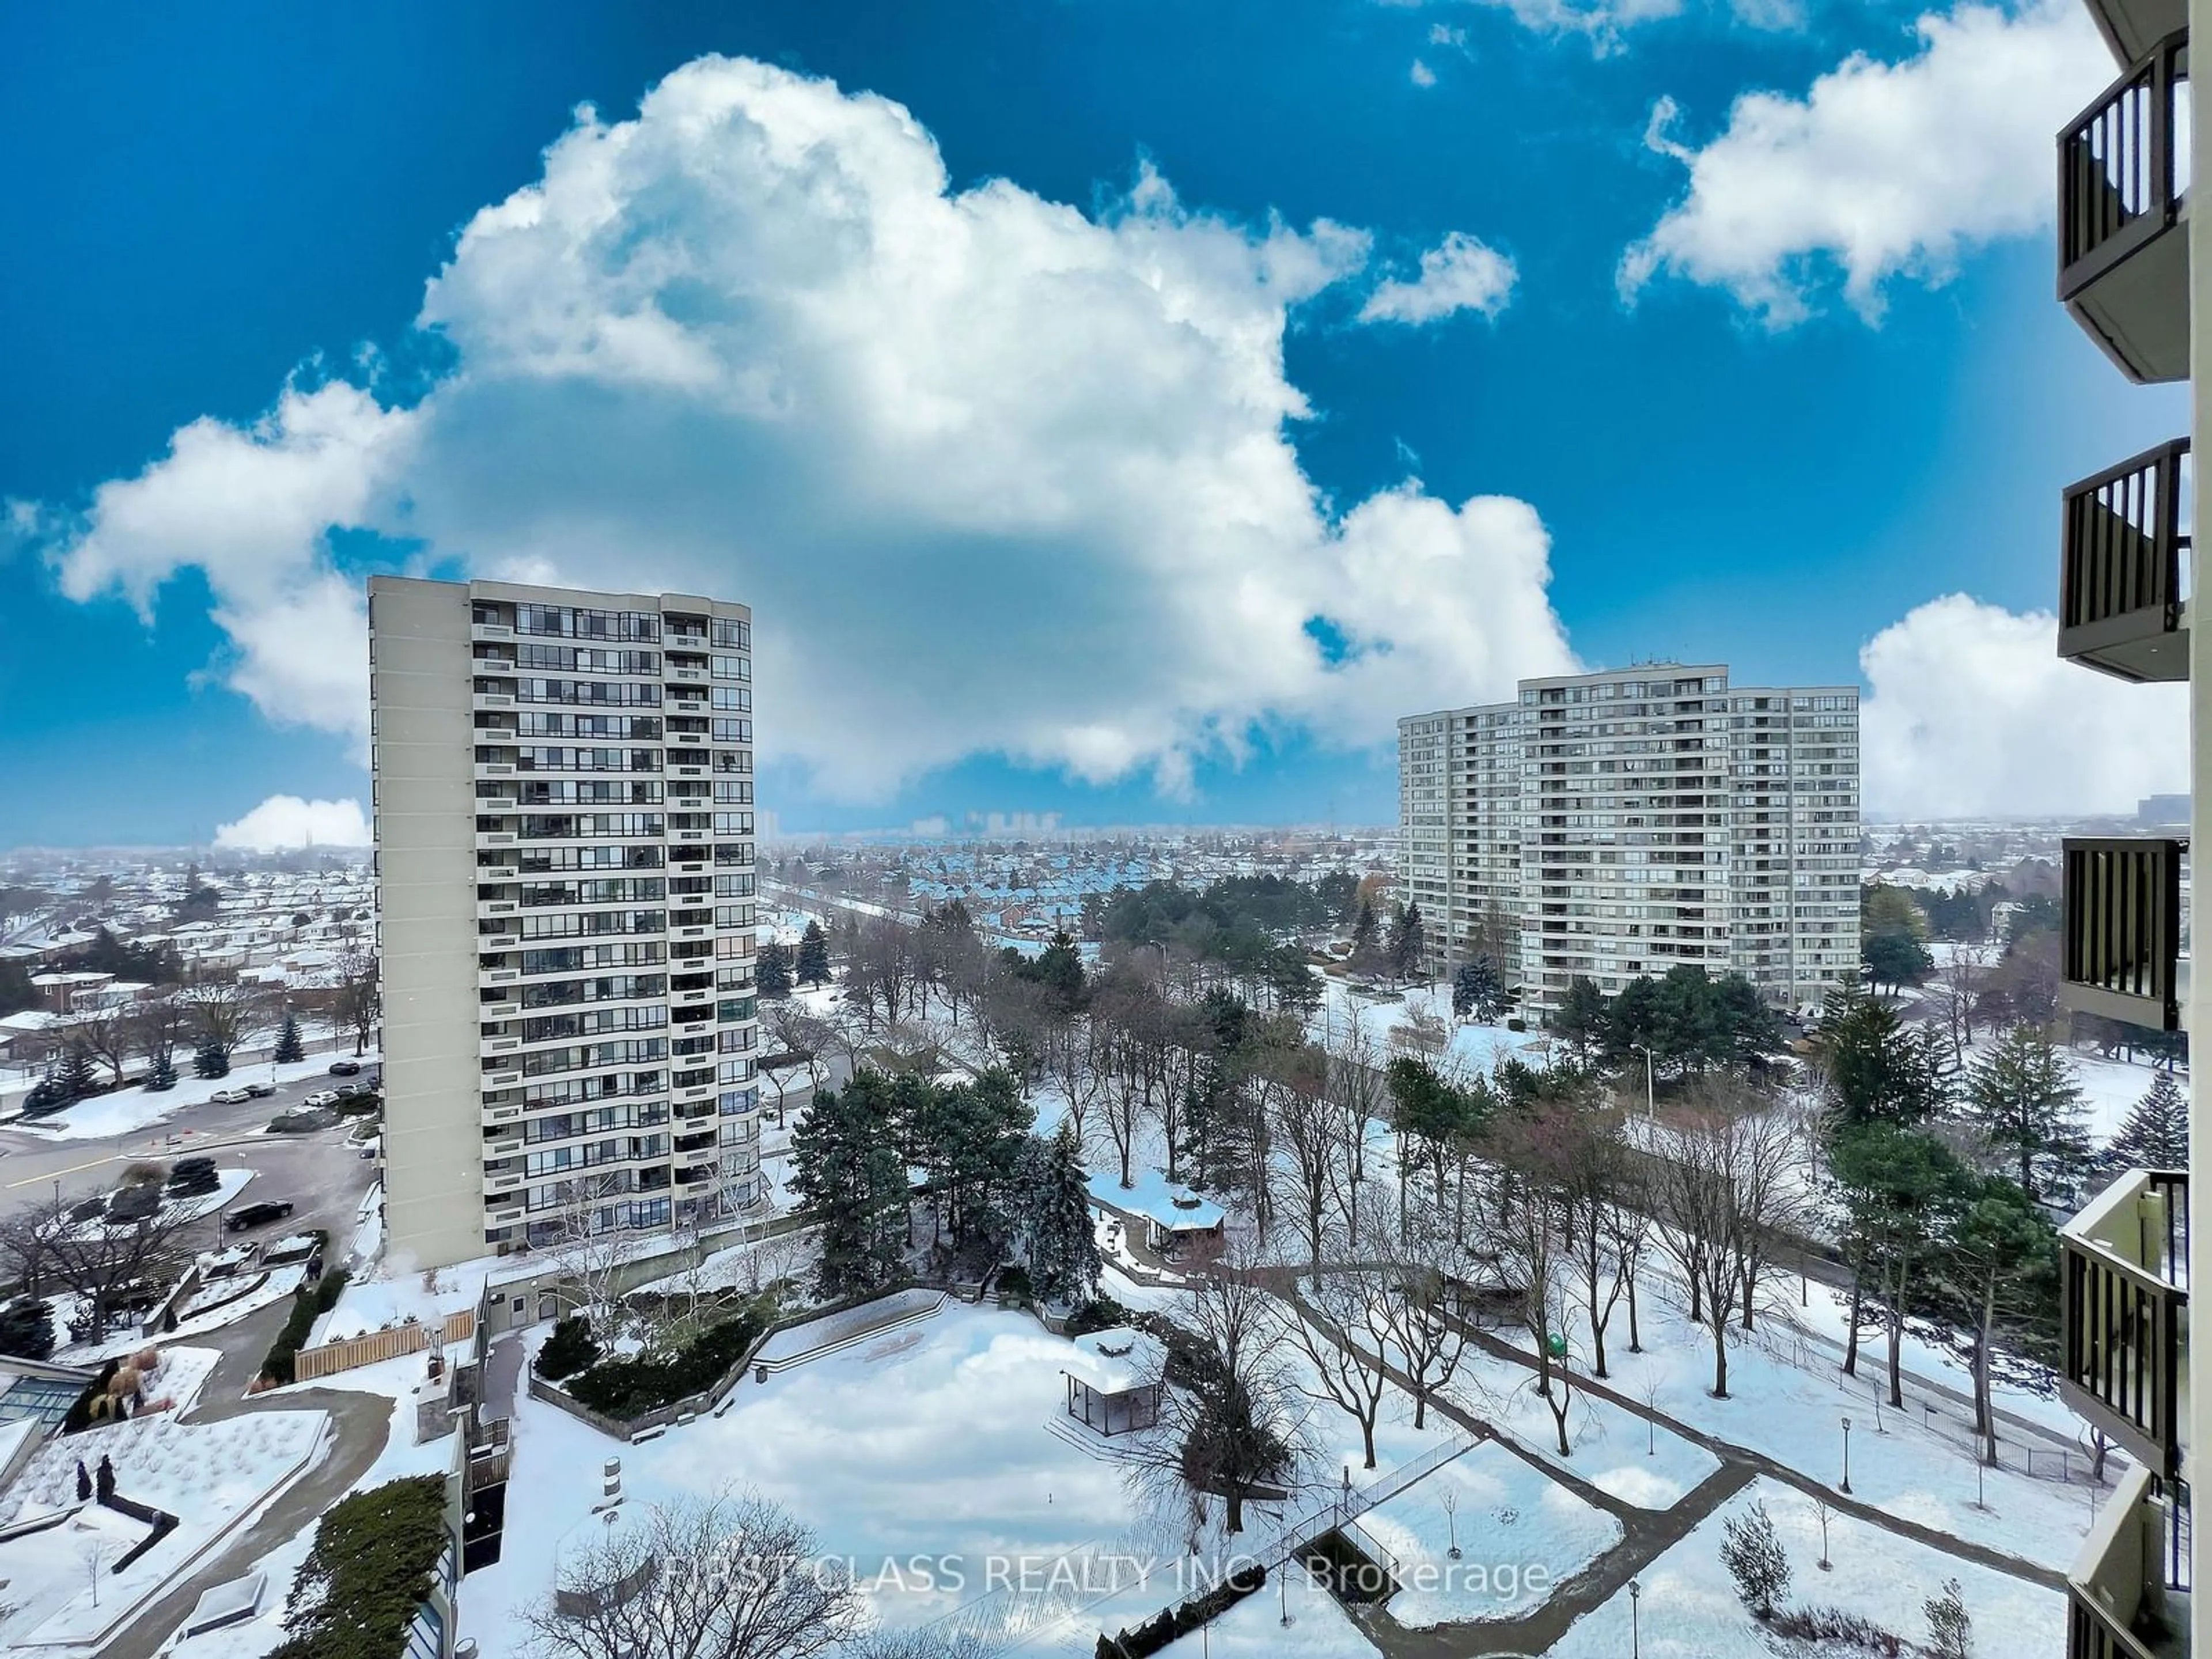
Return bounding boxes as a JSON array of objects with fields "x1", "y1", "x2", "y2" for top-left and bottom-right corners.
[
  {"x1": 1358, "y1": 232, "x2": 1518, "y2": 325},
  {"x1": 1410, "y1": 59, "x2": 1440, "y2": 86},
  {"x1": 1620, "y1": 0, "x2": 2109, "y2": 323},
  {"x1": 214, "y1": 796, "x2": 373, "y2": 851},
  {"x1": 1859, "y1": 594, "x2": 2186, "y2": 816},
  {"x1": 39, "y1": 57, "x2": 1574, "y2": 803}
]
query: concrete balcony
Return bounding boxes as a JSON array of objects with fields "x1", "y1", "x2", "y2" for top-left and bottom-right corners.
[
  {"x1": 2060, "y1": 33, "x2": 2191, "y2": 384},
  {"x1": 476, "y1": 899, "x2": 519, "y2": 919},
  {"x1": 481, "y1": 1035, "x2": 523, "y2": 1058},
  {"x1": 470, "y1": 621, "x2": 515, "y2": 643},
  {"x1": 474, "y1": 761, "x2": 518, "y2": 779},
  {"x1": 484, "y1": 1169, "x2": 528, "y2": 1198},
  {"x1": 668, "y1": 665, "x2": 706, "y2": 683},
  {"x1": 2061, "y1": 1167, "x2": 2189, "y2": 1478},
  {"x1": 2062, "y1": 838, "x2": 2188, "y2": 1031},
  {"x1": 2067, "y1": 1464, "x2": 2190, "y2": 1658},
  {"x1": 2061, "y1": 440, "x2": 2191, "y2": 682},
  {"x1": 484, "y1": 1068, "x2": 524, "y2": 1090},
  {"x1": 475, "y1": 830, "x2": 518, "y2": 849}
]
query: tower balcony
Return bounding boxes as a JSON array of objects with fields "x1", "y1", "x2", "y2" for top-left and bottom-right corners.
[
  {"x1": 2060, "y1": 1166, "x2": 2188, "y2": 1478},
  {"x1": 2060, "y1": 32, "x2": 2190, "y2": 383},
  {"x1": 2061, "y1": 440, "x2": 2191, "y2": 681},
  {"x1": 2086, "y1": 0, "x2": 2186, "y2": 67},
  {"x1": 2067, "y1": 1464, "x2": 2190, "y2": 1658},
  {"x1": 2061, "y1": 837, "x2": 2187, "y2": 1031}
]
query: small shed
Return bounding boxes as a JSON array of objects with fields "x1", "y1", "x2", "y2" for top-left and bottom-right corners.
[{"x1": 1062, "y1": 1327, "x2": 1166, "y2": 1437}]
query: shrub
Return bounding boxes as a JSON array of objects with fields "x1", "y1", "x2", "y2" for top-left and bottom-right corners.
[
  {"x1": 0, "y1": 1298, "x2": 55, "y2": 1362},
  {"x1": 995, "y1": 1264, "x2": 1033, "y2": 1306},
  {"x1": 535, "y1": 1316, "x2": 600, "y2": 1381},
  {"x1": 1062, "y1": 1294, "x2": 1134, "y2": 1339},
  {"x1": 564, "y1": 1304, "x2": 770, "y2": 1420},
  {"x1": 258, "y1": 1252, "x2": 346, "y2": 1387},
  {"x1": 1096, "y1": 1564, "x2": 1264, "y2": 1658},
  {"x1": 1772, "y1": 1605, "x2": 1904, "y2": 1650},
  {"x1": 1923, "y1": 1578, "x2": 1972, "y2": 1659},
  {"x1": 269, "y1": 1476, "x2": 449, "y2": 1659}
]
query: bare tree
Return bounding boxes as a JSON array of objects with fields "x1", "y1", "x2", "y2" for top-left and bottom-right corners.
[
  {"x1": 1377, "y1": 1196, "x2": 1474, "y2": 1430},
  {"x1": 1937, "y1": 942, "x2": 1991, "y2": 1066},
  {"x1": 179, "y1": 977, "x2": 263, "y2": 1070},
  {"x1": 1324, "y1": 1006, "x2": 1389, "y2": 1245},
  {"x1": 1281, "y1": 1264, "x2": 1395, "y2": 1471},
  {"x1": 1124, "y1": 1264, "x2": 1305, "y2": 1533},
  {"x1": 1650, "y1": 1085, "x2": 1805, "y2": 1399},
  {"x1": 544, "y1": 1172, "x2": 637, "y2": 1336},
  {"x1": 73, "y1": 1010, "x2": 134, "y2": 1088},
  {"x1": 332, "y1": 948, "x2": 380, "y2": 1056},
  {"x1": 761, "y1": 1005, "x2": 831, "y2": 1127},
  {"x1": 1493, "y1": 1164, "x2": 1580, "y2": 1456},
  {"x1": 128, "y1": 997, "x2": 187, "y2": 1085},
  {"x1": 523, "y1": 1488, "x2": 863, "y2": 1659},
  {"x1": 0, "y1": 1192, "x2": 199, "y2": 1342},
  {"x1": 1268, "y1": 1044, "x2": 1342, "y2": 1272}
]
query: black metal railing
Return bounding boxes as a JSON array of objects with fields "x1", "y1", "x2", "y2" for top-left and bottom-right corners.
[
  {"x1": 2061, "y1": 33, "x2": 2188, "y2": 299},
  {"x1": 2061, "y1": 439, "x2": 2191, "y2": 680},
  {"x1": 2062, "y1": 1170, "x2": 2188, "y2": 1476},
  {"x1": 2062, "y1": 838, "x2": 2185, "y2": 1030},
  {"x1": 2067, "y1": 1471, "x2": 2191, "y2": 1657}
]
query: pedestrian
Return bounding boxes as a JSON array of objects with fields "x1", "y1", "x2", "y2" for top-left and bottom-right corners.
[
  {"x1": 74, "y1": 1460, "x2": 90, "y2": 1502},
  {"x1": 95, "y1": 1455, "x2": 115, "y2": 1502}
]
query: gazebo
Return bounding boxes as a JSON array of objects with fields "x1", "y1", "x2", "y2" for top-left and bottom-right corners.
[{"x1": 1060, "y1": 1327, "x2": 1166, "y2": 1437}]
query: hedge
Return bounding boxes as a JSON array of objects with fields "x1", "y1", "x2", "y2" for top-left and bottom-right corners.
[
  {"x1": 268, "y1": 1475, "x2": 449, "y2": 1659},
  {"x1": 534, "y1": 1316, "x2": 600, "y2": 1382},
  {"x1": 565, "y1": 1303, "x2": 770, "y2": 1419},
  {"x1": 1096, "y1": 1563, "x2": 1264, "y2": 1658},
  {"x1": 258, "y1": 1244, "x2": 347, "y2": 1387}
]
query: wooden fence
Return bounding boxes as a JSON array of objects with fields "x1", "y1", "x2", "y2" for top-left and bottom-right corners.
[{"x1": 293, "y1": 1308, "x2": 477, "y2": 1382}]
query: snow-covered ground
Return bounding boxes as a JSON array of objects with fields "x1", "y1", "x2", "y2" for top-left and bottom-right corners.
[
  {"x1": 312, "y1": 1256, "x2": 490, "y2": 1346},
  {"x1": 1357, "y1": 1438, "x2": 1620, "y2": 1629},
  {"x1": 0, "y1": 1407, "x2": 329, "y2": 1649},
  {"x1": 1308, "y1": 978, "x2": 1552, "y2": 1080},
  {"x1": 1150, "y1": 1566, "x2": 1381, "y2": 1658},
  {"x1": 18, "y1": 1051, "x2": 381, "y2": 1142},
  {"x1": 1546, "y1": 1477, "x2": 2064, "y2": 1659}
]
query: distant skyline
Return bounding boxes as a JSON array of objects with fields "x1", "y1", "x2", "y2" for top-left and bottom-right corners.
[{"x1": 0, "y1": 0, "x2": 2190, "y2": 849}]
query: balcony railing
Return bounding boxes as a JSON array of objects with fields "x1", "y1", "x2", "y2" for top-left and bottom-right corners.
[
  {"x1": 2067, "y1": 1464, "x2": 2190, "y2": 1658},
  {"x1": 2060, "y1": 32, "x2": 2191, "y2": 382},
  {"x1": 2061, "y1": 1166, "x2": 2188, "y2": 1476},
  {"x1": 2062, "y1": 837, "x2": 2186, "y2": 1031},
  {"x1": 2061, "y1": 439, "x2": 2191, "y2": 681}
]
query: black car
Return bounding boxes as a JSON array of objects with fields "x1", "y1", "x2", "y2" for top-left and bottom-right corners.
[
  {"x1": 226, "y1": 1200, "x2": 296, "y2": 1232},
  {"x1": 328, "y1": 1059, "x2": 362, "y2": 1077},
  {"x1": 245, "y1": 1081, "x2": 276, "y2": 1098}
]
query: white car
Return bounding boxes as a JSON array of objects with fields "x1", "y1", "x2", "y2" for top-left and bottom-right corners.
[
  {"x1": 303, "y1": 1089, "x2": 342, "y2": 1109},
  {"x1": 209, "y1": 1087, "x2": 252, "y2": 1104}
]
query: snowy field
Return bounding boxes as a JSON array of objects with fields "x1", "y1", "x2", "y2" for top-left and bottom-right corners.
[{"x1": 1546, "y1": 1477, "x2": 2065, "y2": 1659}]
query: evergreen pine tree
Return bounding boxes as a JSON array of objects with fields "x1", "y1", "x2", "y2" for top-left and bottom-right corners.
[
  {"x1": 1453, "y1": 958, "x2": 1508, "y2": 1023},
  {"x1": 1349, "y1": 898, "x2": 1381, "y2": 976},
  {"x1": 1552, "y1": 975, "x2": 1606, "y2": 1059},
  {"x1": 2106, "y1": 1066, "x2": 2188, "y2": 1172},
  {"x1": 1965, "y1": 1021, "x2": 2087, "y2": 1200},
  {"x1": 1384, "y1": 902, "x2": 1426, "y2": 982},
  {"x1": 54, "y1": 1042, "x2": 97, "y2": 1104},
  {"x1": 757, "y1": 940, "x2": 794, "y2": 999},
  {"x1": 789, "y1": 1071, "x2": 909, "y2": 1298},
  {"x1": 272, "y1": 1011, "x2": 305, "y2": 1065},
  {"x1": 795, "y1": 921, "x2": 832, "y2": 988},
  {"x1": 22, "y1": 1062, "x2": 65, "y2": 1119},
  {"x1": 193, "y1": 1035, "x2": 230, "y2": 1080},
  {"x1": 1922, "y1": 1577, "x2": 1972, "y2": 1659},
  {"x1": 1719, "y1": 1499, "x2": 1791, "y2": 1621},
  {"x1": 1017, "y1": 1122, "x2": 1102, "y2": 1306},
  {"x1": 144, "y1": 1051, "x2": 178, "y2": 1092}
]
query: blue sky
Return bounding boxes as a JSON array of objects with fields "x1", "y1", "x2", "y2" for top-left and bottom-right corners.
[{"x1": 0, "y1": 0, "x2": 2187, "y2": 847}]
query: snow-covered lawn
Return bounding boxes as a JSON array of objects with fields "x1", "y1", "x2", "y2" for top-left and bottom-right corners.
[
  {"x1": 1357, "y1": 1438, "x2": 1620, "y2": 1629},
  {"x1": 1546, "y1": 1477, "x2": 2064, "y2": 1659},
  {"x1": 1149, "y1": 1567, "x2": 1384, "y2": 1658},
  {"x1": 464, "y1": 1306, "x2": 1148, "y2": 1645},
  {"x1": 1514, "y1": 1277, "x2": 2099, "y2": 1573},
  {"x1": 0, "y1": 1407, "x2": 329, "y2": 1648},
  {"x1": 313, "y1": 1256, "x2": 490, "y2": 1346},
  {"x1": 19, "y1": 1051, "x2": 381, "y2": 1142},
  {"x1": 1308, "y1": 978, "x2": 1552, "y2": 1080}
]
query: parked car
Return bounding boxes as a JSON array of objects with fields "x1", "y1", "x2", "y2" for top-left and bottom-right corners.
[
  {"x1": 304, "y1": 1089, "x2": 342, "y2": 1108},
  {"x1": 245, "y1": 1081, "x2": 276, "y2": 1098},
  {"x1": 209, "y1": 1087, "x2": 251, "y2": 1104},
  {"x1": 335, "y1": 1081, "x2": 364, "y2": 1099},
  {"x1": 328, "y1": 1059, "x2": 362, "y2": 1077},
  {"x1": 226, "y1": 1200, "x2": 296, "y2": 1232}
]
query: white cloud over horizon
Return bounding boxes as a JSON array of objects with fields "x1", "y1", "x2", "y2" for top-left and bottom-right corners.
[
  {"x1": 39, "y1": 56, "x2": 1572, "y2": 805},
  {"x1": 213, "y1": 795, "x2": 373, "y2": 851},
  {"x1": 1620, "y1": 0, "x2": 2107, "y2": 322},
  {"x1": 1357, "y1": 232, "x2": 1518, "y2": 324},
  {"x1": 1860, "y1": 594, "x2": 2187, "y2": 817}
]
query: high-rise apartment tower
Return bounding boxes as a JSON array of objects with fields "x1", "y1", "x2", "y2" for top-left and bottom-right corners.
[
  {"x1": 369, "y1": 577, "x2": 762, "y2": 1270},
  {"x1": 1397, "y1": 664, "x2": 1861, "y2": 1017}
]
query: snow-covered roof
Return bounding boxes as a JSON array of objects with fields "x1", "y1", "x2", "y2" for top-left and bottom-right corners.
[
  {"x1": 1089, "y1": 1169, "x2": 1226, "y2": 1232},
  {"x1": 1062, "y1": 1328, "x2": 1165, "y2": 1396}
]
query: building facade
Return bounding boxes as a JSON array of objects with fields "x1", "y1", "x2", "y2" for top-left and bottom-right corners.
[
  {"x1": 2047, "y1": 0, "x2": 2199, "y2": 1646},
  {"x1": 369, "y1": 577, "x2": 762, "y2": 1271},
  {"x1": 1395, "y1": 664, "x2": 1860, "y2": 1018}
]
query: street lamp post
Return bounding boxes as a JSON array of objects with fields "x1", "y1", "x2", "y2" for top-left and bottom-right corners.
[
  {"x1": 1840, "y1": 1416, "x2": 1853, "y2": 1495},
  {"x1": 1629, "y1": 1579, "x2": 1641, "y2": 1658}
]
